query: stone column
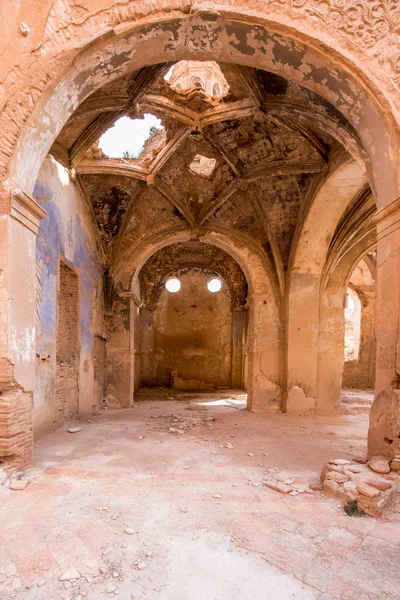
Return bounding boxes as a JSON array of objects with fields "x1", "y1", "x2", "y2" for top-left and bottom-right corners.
[
  {"x1": 316, "y1": 275, "x2": 344, "y2": 414},
  {"x1": 131, "y1": 296, "x2": 142, "y2": 392},
  {"x1": 358, "y1": 288, "x2": 376, "y2": 388},
  {"x1": 140, "y1": 309, "x2": 154, "y2": 386},
  {"x1": 0, "y1": 190, "x2": 46, "y2": 469},
  {"x1": 105, "y1": 292, "x2": 133, "y2": 408},
  {"x1": 231, "y1": 309, "x2": 246, "y2": 388},
  {"x1": 286, "y1": 273, "x2": 320, "y2": 414},
  {"x1": 247, "y1": 292, "x2": 282, "y2": 412},
  {"x1": 368, "y1": 201, "x2": 400, "y2": 458}
]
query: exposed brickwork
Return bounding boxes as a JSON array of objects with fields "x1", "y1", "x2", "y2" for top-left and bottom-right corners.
[{"x1": 0, "y1": 386, "x2": 33, "y2": 471}]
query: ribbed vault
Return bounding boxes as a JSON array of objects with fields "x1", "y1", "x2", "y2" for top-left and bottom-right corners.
[{"x1": 49, "y1": 61, "x2": 375, "y2": 301}]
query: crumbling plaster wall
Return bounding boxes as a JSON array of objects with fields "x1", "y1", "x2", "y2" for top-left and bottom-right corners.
[
  {"x1": 142, "y1": 270, "x2": 233, "y2": 388},
  {"x1": 33, "y1": 156, "x2": 104, "y2": 439}
]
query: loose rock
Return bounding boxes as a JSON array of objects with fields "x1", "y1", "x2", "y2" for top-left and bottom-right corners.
[
  {"x1": 390, "y1": 458, "x2": 400, "y2": 472},
  {"x1": 59, "y1": 567, "x2": 81, "y2": 581},
  {"x1": 368, "y1": 456, "x2": 390, "y2": 474},
  {"x1": 347, "y1": 466, "x2": 362, "y2": 473},
  {"x1": 9, "y1": 479, "x2": 29, "y2": 491},
  {"x1": 357, "y1": 482, "x2": 381, "y2": 498},
  {"x1": 364, "y1": 480, "x2": 392, "y2": 492},
  {"x1": 325, "y1": 471, "x2": 349, "y2": 483},
  {"x1": 262, "y1": 480, "x2": 293, "y2": 494},
  {"x1": 323, "y1": 479, "x2": 339, "y2": 495}
]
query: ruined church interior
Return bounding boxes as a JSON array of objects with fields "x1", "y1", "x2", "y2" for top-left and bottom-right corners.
[{"x1": 1, "y1": 2, "x2": 400, "y2": 598}]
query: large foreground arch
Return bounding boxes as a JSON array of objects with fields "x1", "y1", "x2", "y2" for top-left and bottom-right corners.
[
  {"x1": 2, "y1": 10, "x2": 399, "y2": 206},
  {"x1": 1, "y1": 3, "x2": 400, "y2": 467}
]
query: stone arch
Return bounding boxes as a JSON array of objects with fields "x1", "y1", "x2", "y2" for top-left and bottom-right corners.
[
  {"x1": 316, "y1": 235, "x2": 376, "y2": 414},
  {"x1": 2, "y1": 12, "x2": 399, "y2": 207},
  {"x1": 106, "y1": 227, "x2": 283, "y2": 412},
  {"x1": 285, "y1": 158, "x2": 369, "y2": 413}
]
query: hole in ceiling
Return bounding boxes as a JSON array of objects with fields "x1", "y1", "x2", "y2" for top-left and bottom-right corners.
[
  {"x1": 99, "y1": 114, "x2": 164, "y2": 159},
  {"x1": 207, "y1": 278, "x2": 222, "y2": 293},
  {"x1": 165, "y1": 278, "x2": 181, "y2": 293},
  {"x1": 189, "y1": 154, "x2": 217, "y2": 178},
  {"x1": 165, "y1": 61, "x2": 229, "y2": 98}
]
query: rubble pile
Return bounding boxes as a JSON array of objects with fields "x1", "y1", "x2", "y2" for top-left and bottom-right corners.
[
  {"x1": 320, "y1": 455, "x2": 399, "y2": 517},
  {"x1": 151, "y1": 413, "x2": 217, "y2": 435}
]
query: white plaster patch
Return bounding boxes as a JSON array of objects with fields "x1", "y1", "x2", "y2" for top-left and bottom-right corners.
[{"x1": 11, "y1": 325, "x2": 35, "y2": 364}]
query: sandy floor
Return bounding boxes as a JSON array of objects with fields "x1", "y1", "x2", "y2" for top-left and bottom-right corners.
[{"x1": 1, "y1": 389, "x2": 399, "y2": 600}]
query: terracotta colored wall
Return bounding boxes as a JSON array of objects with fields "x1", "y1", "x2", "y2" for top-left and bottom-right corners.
[
  {"x1": 33, "y1": 157, "x2": 104, "y2": 439},
  {"x1": 141, "y1": 270, "x2": 233, "y2": 388}
]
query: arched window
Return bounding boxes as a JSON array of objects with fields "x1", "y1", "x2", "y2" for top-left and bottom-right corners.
[
  {"x1": 212, "y1": 83, "x2": 221, "y2": 97},
  {"x1": 344, "y1": 288, "x2": 361, "y2": 361},
  {"x1": 191, "y1": 76, "x2": 204, "y2": 89}
]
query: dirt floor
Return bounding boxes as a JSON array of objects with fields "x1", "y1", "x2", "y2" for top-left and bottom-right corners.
[
  {"x1": 1, "y1": 388, "x2": 399, "y2": 600},
  {"x1": 341, "y1": 388, "x2": 374, "y2": 415}
]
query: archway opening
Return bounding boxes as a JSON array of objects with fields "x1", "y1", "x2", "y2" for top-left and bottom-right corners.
[
  {"x1": 341, "y1": 253, "x2": 376, "y2": 415},
  {"x1": 132, "y1": 242, "x2": 249, "y2": 408}
]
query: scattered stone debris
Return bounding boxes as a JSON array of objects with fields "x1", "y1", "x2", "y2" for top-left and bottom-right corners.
[
  {"x1": 262, "y1": 480, "x2": 293, "y2": 494},
  {"x1": 212, "y1": 494, "x2": 222, "y2": 499},
  {"x1": 152, "y1": 413, "x2": 217, "y2": 435},
  {"x1": 9, "y1": 479, "x2": 29, "y2": 491},
  {"x1": 124, "y1": 528, "x2": 135, "y2": 535},
  {"x1": 59, "y1": 567, "x2": 81, "y2": 581},
  {"x1": 68, "y1": 426, "x2": 82, "y2": 434}
]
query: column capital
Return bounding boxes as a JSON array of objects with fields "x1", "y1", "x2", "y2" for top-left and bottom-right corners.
[{"x1": 11, "y1": 189, "x2": 46, "y2": 234}]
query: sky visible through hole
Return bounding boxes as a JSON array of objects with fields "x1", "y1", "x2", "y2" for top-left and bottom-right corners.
[{"x1": 99, "y1": 114, "x2": 164, "y2": 158}]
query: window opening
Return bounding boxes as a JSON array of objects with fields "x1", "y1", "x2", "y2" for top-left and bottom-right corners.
[
  {"x1": 165, "y1": 278, "x2": 181, "y2": 293},
  {"x1": 99, "y1": 114, "x2": 163, "y2": 158},
  {"x1": 207, "y1": 278, "x2": 222, "y2": 293}
]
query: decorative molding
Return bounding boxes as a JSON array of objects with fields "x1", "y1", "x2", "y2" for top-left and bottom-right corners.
[
  {"x1": 286, "y1": 0, "x2": 400, "y2": 90},
  {"x1": 11, "y1": 189, "x2": 46, "y2": 234}
]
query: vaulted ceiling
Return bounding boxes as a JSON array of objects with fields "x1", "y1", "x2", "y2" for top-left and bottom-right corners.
[{"x1": 50, "y1": 61, "x2": 374, "y2": 291}]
